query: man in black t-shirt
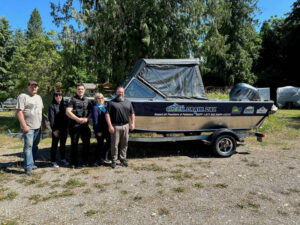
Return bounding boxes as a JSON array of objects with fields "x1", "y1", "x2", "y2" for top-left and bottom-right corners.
[
  {"x1": 105, "y1": 86, "x2": 135, "y2": 168},
  {"x1": 66, "y1": 84, "x2": 92, "y2": 167}
]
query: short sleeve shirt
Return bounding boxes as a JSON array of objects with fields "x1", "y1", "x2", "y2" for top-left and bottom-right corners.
[
  {"x1": 16, "y1": 93, "x2": 44, "y2": 129},
  {"x1": 106, "y1": 98, "x2": 134, "y2": 125},
  {"x1": 67, "y1": 95, "x2": 92, "y2": 127}
]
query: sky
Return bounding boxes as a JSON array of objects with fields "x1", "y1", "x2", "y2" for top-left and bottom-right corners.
[{"x1": 0, "y1": 0, "x2": 297, "y2": 32}]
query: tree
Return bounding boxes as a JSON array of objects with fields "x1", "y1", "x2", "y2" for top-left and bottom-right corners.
[
  {"x1": 0, "y1": 17, "x2": 15, "y2": 102},
  {"x1": 11, "y1": 31, "x2": 62, "y2": 96},
  {"x1": 255, "y1": 0, "x2": 300, "y2": 89},
  {"x1": 283, "y1": 0, "x2": 300, "y2": 86},
  {"x1": 51, "y1": 0, "x2": 206, "y2": 87},
  {"x1": 201, "y1": 0, "x2": 261, "y2": 86},
  {"x1": 27, "y1": 8, "x2": 43, "y2": 40}
]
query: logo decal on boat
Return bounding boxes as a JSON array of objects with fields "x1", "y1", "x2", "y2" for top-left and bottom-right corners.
[
  {"x1": 166, "y1": 103, "x2": 217, "y2": 114},
  {"x1": 256, "y1": 106, "x2": 268, "y2": 114},
  {"x1": 166, "y1": 103, "x2": 185, "y2": 112},
  {"x1": 243, "y1": 106, "x2": 254, "y2": 114},
  {"x1": 232, "y1": 106, "x2": 242, "y2": 114}
]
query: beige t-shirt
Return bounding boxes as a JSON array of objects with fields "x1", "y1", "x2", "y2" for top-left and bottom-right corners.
[{"x1": 16, "y1": 93, "x2": 44, "y2": 129}]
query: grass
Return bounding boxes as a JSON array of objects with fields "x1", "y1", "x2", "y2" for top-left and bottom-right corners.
[
  {"x1": 159, "y1": 208, "x2": 170, "y2": 216},
  {"x1": 236, "y1": 199, "x2": 260, "y2": 209},
  {"x1": 121, "y1": 190, "x2": 129, "y2": 195},
  {"x1": 0, "y1": 170, "x2": 10, "y2": 183},
  {"x1": 246, "y1": 162, "x2": 259, "y2": 167},
  {"x1": 277, "y1": 210, "x2": 288, "y2": 216},
  {"x1": 17, "y1": 175, "x2": 41, "y2": 185},
  {"x1": 28, "y1": 194, "x2": 42, "y2": 204},
  {"x1": 214, "y1": 183, "x2": 228, "y2": 188},
  {"x1": 0, "y1": 111, "x2": 20, "y2": 134},
  {"x1": 64, "y1": 178, "x2": 86, "y2": 188},
  {"x1": 133, "y1": 195, "x2": 143, "y2": 201},
  {"x1": 0, "y1": 221, "x2": 17, "y2": 225},
  {"x1": 288, "y1": 188, "x2": 300, "y2": 193},
  {"x1": 194, "y1": 182, "x2": 204, "y2": 189},
  {"x1": 260, "y1": 109, "x2": 300, "y2": 140},
  {"x1": 206, "y1": 91, "x2": 229, "y2": 100},
  {"x1": 42, "y1": 190, "x2": 74, "y2": 201},
  {"x1": 173, "y1": 187, "x2": 185, "y2": 193},
  {"x1": 93, "y1": 183, "x2": 106, "y2": 191},
  {"x1": 0, "y1": 191, "x2": 18, "y2": 201},
  {"x1": 196, "y1": 161, "x2": 211, "y2": 168},
  {"x1": 8, "y1": 145, "x2": 23, "y2": 149},
  {"x1": 139, "y1": 163, "x2": 167, "y2": 172},
  {"x1": 171, "y1": 172, "x2": 193, "y2": 181},
  {"x1": 84, "y1": 209, "x2": 98, "y2": 216}
]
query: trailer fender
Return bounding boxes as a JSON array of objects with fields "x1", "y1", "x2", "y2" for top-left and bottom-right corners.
[{"x1": 210, "y1": 129, "x2": 242, "y2": 143}]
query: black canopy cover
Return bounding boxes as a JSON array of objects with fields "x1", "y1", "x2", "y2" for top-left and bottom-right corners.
[{"x1": 125, "y1": 59, "x2": 206, "y2": 99}]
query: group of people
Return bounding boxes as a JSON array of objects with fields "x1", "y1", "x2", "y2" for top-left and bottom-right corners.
[{"x1": 16, "y1": 81, "x2": 135, "y2": 175}]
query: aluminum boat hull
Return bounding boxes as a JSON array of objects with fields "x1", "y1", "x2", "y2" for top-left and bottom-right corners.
[{"x1": 130, "y1": 100, "x2": 273, "y2": 132}]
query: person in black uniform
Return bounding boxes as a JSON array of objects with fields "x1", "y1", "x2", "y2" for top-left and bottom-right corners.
[
  {"x1": 66, "y1": 84, "x2": 92, "y2": 167},
  {"x1": 48, "y1": 91, "x2": 69, "y2": 167}
]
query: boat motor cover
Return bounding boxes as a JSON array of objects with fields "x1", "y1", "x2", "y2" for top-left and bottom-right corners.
[
  {"x1": 229, "y1": 83, "x2": 261, "y2": 101},
  {"x1": 277, "y1": 86, "x2": 300, "y2": 108}
]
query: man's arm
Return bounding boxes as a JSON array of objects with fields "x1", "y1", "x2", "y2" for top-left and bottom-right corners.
[
  {"x1": 130, "y1": 113, "x2": 135, "y2": 131},
  {"x1": 16, "y1": 109, "x2": 29, "y2": 133},
  {"x1": 66, "y1": 107, "x2": 85, "y2": 124},
  {"x1": 105, "y1": 113, "x2": 114, "y2": 134}
]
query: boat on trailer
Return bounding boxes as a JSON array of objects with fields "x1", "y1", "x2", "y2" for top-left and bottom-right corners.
[{"x1": 121, "y1": 58, "x2": 276, "y2": 157}]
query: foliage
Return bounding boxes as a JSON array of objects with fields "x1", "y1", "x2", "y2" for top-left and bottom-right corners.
[
  {"x1": 11, "y1": 32, "x2": 62, "y2": 96},
  {"x1": 201, "y1": 0, "x2": 261, "y2": 86},
  {"x1": 0, "y1": 17, "x2": 15, "y2": 102},
  {"x1": 27, "y1": 8, "x2": 43, "y2": 39},
  {"x1": 255, "y1": 0, "x2": 300, "y2": 89},
  {"x1": 51, "y1": 0, "x2": 206, "y2": 87}
]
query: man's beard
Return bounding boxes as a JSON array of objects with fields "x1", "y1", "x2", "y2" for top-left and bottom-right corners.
[{"x1": 116, "y1": 95, "x2": 124, "y2": 102}]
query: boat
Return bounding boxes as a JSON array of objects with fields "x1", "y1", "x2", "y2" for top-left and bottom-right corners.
[
  {"x1": 123, "y1": 59, "x2": 274, "y2": 133},
  {"x1": 120, "y1": 58, "x2": 276, "y2": 156}
]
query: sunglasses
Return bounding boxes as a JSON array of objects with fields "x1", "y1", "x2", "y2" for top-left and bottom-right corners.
[
  {"x1": 55, "y1": 94, "x2": 62, "y2": 97},
  {"x1": 97, "y1": 97, "x2": 104, "y2": 99}
]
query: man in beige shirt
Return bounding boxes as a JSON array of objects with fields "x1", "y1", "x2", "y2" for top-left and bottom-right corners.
[{"x1": 16, "y1": 81, "x2": 44, "y2": 175}]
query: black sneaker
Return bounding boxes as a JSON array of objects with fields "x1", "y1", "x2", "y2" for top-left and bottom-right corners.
[
  {"x1": 111, "y1": 161, "x2": 116, "y2": 169},
  {"x1": 121, "y1": 160, "x2": 128, "y2": 167}
]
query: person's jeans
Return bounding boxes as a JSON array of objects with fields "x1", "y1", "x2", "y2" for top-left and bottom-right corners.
[{"x1": 23, "y1": 128, "x2": 41, "y2": 171}]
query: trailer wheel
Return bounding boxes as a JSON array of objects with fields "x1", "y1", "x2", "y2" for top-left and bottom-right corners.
[{"x1": 212, "y1": 134, "x2": 236, "y2": 157}]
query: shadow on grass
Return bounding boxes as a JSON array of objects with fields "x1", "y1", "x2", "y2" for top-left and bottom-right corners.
[
  {"x1": 1, "y1": 139, "x2": 219, "y2": 171},
  {"x1": 128, "y1": 141, "x2": 214, "y2": 159},
  {"x1": 289, "y1": 116, "x2": 300, "y2": 129}
]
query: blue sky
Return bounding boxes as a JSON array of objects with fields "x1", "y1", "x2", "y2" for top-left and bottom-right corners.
[{"x1": 0, "y1": 0, "x2": 296, "y2": 32}]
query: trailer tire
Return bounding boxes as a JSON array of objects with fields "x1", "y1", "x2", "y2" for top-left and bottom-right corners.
[{"x1": 212, "y1": 134, "x2": 236, "y2": 157}]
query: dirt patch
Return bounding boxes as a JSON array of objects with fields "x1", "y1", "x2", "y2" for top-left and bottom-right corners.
[{"x1": 0, "y1": 135, "x2": 299, "y2": 225}]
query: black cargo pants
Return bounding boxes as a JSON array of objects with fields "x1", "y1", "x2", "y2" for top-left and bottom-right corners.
[{"x1": 69, "y1": 124, "x2": 91, "y2": 166}]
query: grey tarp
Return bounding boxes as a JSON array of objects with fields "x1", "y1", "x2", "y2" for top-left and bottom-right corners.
[
  {"x1": 277, "y1": 86, "x2": 300, "y2": 108},
  {"x1": 124, "y1": 59, "x2": 206, "y2": 99}
]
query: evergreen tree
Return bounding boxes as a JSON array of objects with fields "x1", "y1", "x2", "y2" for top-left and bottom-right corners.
[
  {"x1": 51, "y1": 0, "x2": 206, "y2": 86},
  {"x1": 202, "y1": 0, "x2": 260, "y2": 86},
  {"x1": 0, "y1": 17, "x2": 15, "y2": 102},
  {"x1": 27, "y1": 8, "x2": 43, "y2": 39}
]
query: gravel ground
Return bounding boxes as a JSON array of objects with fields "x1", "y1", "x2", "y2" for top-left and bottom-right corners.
[{"x1": 0, "y1": 135, "x2": 299, "y2": 225}]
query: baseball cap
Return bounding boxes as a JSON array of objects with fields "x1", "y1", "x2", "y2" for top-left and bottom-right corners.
[{"x1": 28, "y1": 81, "x2": 38, "y2": 86}]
